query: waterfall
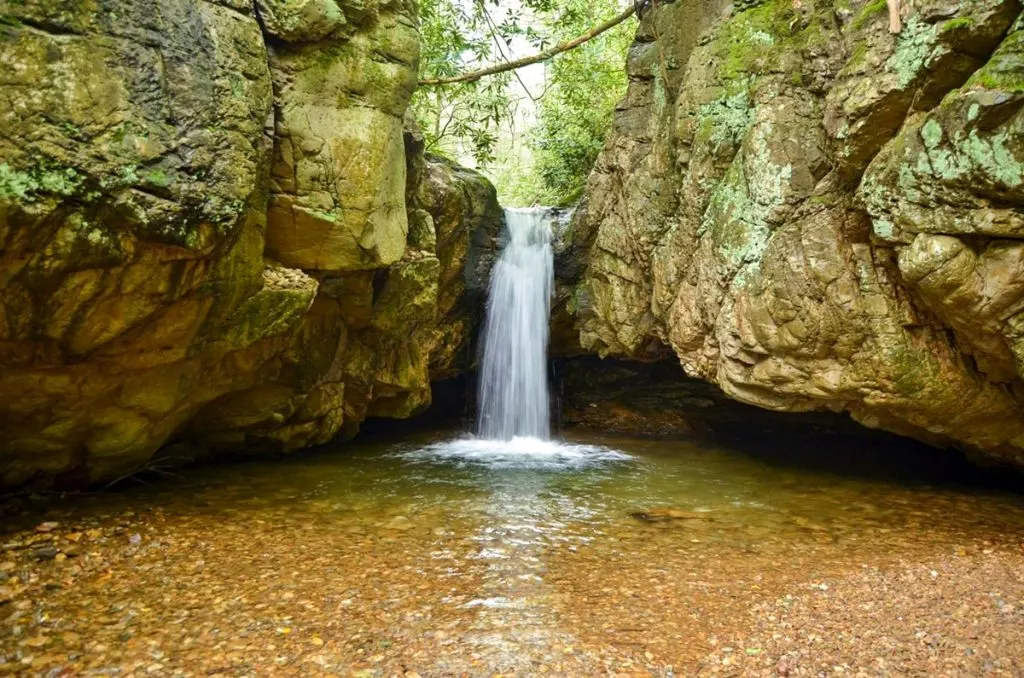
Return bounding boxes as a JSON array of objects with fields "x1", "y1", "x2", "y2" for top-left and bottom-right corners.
[{"x1": 477, "y1": 208, "x2": 555, "y2": 441}]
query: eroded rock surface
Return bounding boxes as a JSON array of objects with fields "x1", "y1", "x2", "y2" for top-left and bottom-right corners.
[
  {"x1": 563, "y1": 0, "x2": 1024, "y2": 465},
  {"x1": 0, "y1": 0, "x2": 501, "y2": 488}
]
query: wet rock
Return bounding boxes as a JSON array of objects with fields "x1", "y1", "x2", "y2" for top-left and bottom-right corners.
[
  {"x1": 383, "y1": 516, "x2": 415, "y2": 531},
  {"x1": 0, "y1": 0, "x2": 502, "y2": 490},
  {"x1": 558, "y1": 0, "x2": 1024, "y2": 467},
  {"x1": 631, "y1": 508, "x2": 712, "y2": 523}
]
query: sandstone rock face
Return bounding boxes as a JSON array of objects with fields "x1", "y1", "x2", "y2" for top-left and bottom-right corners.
[
  {"x1": 0, "y1": 0, "x2": 501, "y2": 488},
  {"x1": 564, "y1": 0, "x2": 1024, "y2": 465},
  {"x1": 263, "y1": 0, "x2": 419, "y2": 271}
]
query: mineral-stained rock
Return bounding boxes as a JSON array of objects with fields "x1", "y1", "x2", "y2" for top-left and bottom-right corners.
[
  {"x1": 405, "y1": 125, "x2": 504, "y2": 379},
  {"x1": 561, "y1": 0, "x2": 1024, "y2": 466},
  {"x1": 263, "y1": 0, "x2": 419, "y2": 271},
  {"x1": 0, "y1": 0, "x2": 501, "y2": 488}
]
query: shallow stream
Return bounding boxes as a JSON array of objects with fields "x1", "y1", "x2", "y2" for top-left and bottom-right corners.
[{"x1": 2, "y1": 429, "x2": 1023, "y2": 675}]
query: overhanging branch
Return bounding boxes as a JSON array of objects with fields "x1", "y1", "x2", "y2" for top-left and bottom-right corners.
[{"x1": 418, "y1": 4, "x2": 639, "y2": 87}]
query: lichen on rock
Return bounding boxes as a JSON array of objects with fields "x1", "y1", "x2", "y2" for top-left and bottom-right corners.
[
  {"x1": 560, "y1": 0, "x2": 1024, "y2": 466},
  {"x1": 0, "y1": 0, "x2": 502, "y2": 489}
]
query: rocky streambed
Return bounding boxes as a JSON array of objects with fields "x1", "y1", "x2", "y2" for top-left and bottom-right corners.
[{"x1": 1, "y1": 429, "x2": 1022, "y2": 676}]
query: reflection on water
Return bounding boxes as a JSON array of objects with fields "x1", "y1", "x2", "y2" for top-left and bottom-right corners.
[{"x1": 2, "y1": 428, "x2": 1023, "y2": 674}]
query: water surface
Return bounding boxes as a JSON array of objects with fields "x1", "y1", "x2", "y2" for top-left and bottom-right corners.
[{"x1": 2, "y1": 429, "x2": 1023, "y2": 675}]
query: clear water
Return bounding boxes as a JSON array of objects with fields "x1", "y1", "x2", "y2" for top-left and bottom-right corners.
[
  {"x1": 476, "y1": 208, "x2": 555, "y2": 440},
  {"x1": 3, "y1": 430, "x2": 1023, "y2": 674}
]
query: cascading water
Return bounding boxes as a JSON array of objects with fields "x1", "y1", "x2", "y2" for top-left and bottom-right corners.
[
  {"x1": 403, "y1": 206, "x2": 627, "y2": 469},
  {"x1": 476, "y1": 208, "x2": 555, "y2": 441}
]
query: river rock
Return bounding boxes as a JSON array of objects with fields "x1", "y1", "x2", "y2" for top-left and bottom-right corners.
[{"x1": 631, "y1": 508, "x2": 712, "y2": 523}]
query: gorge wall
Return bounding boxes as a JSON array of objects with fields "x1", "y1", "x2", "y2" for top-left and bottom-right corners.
[
  {"x1": 556, "y1": 0, "x2": 1024, "y2": 466},
  {"x1": 0, "y1": 0, "x2": 502, "y2": 488},
  {"x1": 4, "y1": 0, "x2": 1024, "y2": 489}
]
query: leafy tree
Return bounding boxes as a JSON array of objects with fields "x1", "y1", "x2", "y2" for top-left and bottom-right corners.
[
  {"x1": 412, "y1": 0, "x2": 635, "y2": 201},
  {"x1": 521, "y1": 0, "x2": 633, "y2": 205},
  {"x1": 413, "y1": 0, "x2": 561, "y2": 165}
]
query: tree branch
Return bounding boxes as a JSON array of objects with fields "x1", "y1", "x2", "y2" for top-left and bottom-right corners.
[
  {"x1": 418, "y1": 4, "x2": 639, "y2": 87},
  {"x1": 481, "y1": 4, "x2": 542, "y2": 101}
]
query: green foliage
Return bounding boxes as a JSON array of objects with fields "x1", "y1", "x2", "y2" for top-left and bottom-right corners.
[
  {"x1": 0, "y1": 161, "x2": 83, "y2": 202},
  {"x1": 491, "y1": 0, "x2": 634, "y2": 206},
  {"x1": 413, "y1": 0, "x2": 558, "y2": 165},
  {"x1": 413, "y1": 0, "x2": 634, "y2": 189},
  {"x1": 143, "y1": 169, "x2": 173, "y2": 188}
]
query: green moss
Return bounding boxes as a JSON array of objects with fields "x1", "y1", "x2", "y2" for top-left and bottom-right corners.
[
  {"x1": 851, "y1": 0, "x2": 886, "y2": 30},
  {"x1": 110, "y1": 121, "x2": 149, "y2": 145},
  {"x1": 100, "y1": 164, "x2": 138, "y2": 190},
  {"x1": 968, "y1": 69, "x2": 1024, "y2": 92},
  {"x1": 0, "y1": 161, "x2": 83, "y2": 202},
  {"x1": 964, "y1": 28, "x2": 1024, "y2": 91},
  {"x1": 713, "y1": 2, "x2": 785, "y2": 81},
  {"x1": 887, "y1": 344, "x2": 938, "y2": 396},
  {"x1": 202, "y1": 195, "x2": 245, "y2": 225},
  {"x1": 567, "y1": 286, "x2": 581, "y2": 316},
  {"x1": 308, "y1": 208, "x2": 338, "y2": 223},
  {"x1": 143, "y1": 169, "x2": 173, "y2": 188},
  {"x1": 809, "y1": 193, "x2": 841, "y2": 206},
  {"x1": 941, "y1": 16, "x2": 975, "y2": 32},
  {"x1": 845, "y1": 40, "x2": 870, "y2": 70},
  {"x1": 708, "y1": 0, "x2": 839, "y2": 87},
  {"x1": 0, "y1": 15, "x2": 23, "y2": 39},
  {"x1": 218, "y1": 283, "x2": 316, "y2": 351},
  {"x1": 61, "y1": 121, "x2": 83, "y2": 138}
]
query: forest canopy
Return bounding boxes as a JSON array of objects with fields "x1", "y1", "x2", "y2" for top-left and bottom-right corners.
[{"x1": 411, "y1": 0, "x2": 636, "y2": 207}]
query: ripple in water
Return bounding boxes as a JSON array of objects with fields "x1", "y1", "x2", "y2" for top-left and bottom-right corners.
[{"x1": 397, "y1": 436, "x2": 633, "y2": 470}]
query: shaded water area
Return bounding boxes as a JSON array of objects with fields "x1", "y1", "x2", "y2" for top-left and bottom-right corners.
[{"x1": 2, "y1": 429, "x2": 1023, "y2": 675}]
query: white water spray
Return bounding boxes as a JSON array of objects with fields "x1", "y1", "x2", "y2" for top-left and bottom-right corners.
[{"x1": 477, "y1": 208, "x2": 555, "y2": 440}]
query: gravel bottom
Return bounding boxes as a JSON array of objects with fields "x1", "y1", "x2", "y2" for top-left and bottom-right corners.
[
  {"x1": 694, "y1": 550, "x2": 1024, "y2": 677},
  {"x1": 1, "y1": 509, "x2": 1021, "y2": 677},
  {"x1": 2, "y1": 433, "x2": 1023, "y2": 677}
]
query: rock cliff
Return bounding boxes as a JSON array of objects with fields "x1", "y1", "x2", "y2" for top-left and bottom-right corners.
[
  {"x1": 559, "y1": 0, "x2": 1024, "y2": 465},
  {"x1": 0, "y1": 0, "x2": 501, "y2": 488}
]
